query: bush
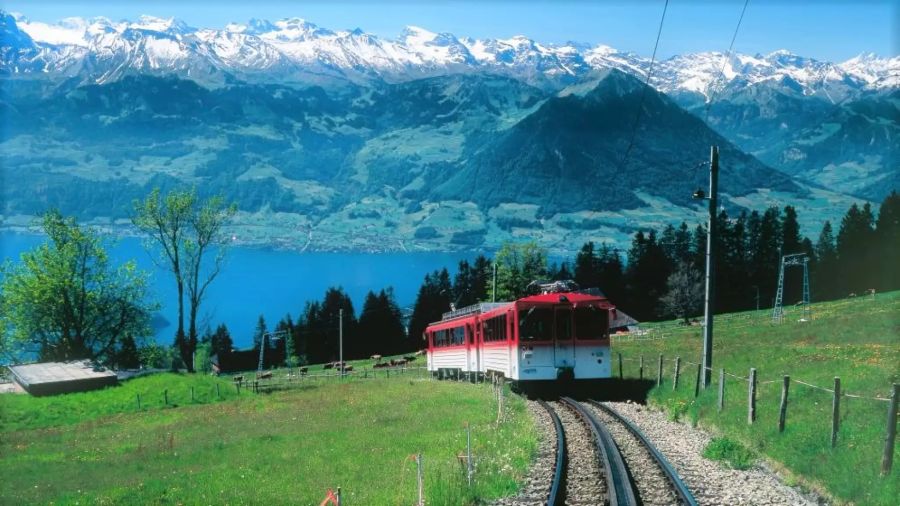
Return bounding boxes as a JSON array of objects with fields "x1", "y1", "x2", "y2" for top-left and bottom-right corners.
[{"x1": 702, "y1": 437, "x2": 755, "y2": 470}]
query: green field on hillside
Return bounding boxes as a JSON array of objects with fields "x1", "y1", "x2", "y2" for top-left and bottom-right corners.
[
  {"x1": 615, "y1": 291, "x2": 899, "y2": 505},
  {"x1": 0, "y1": 375, "x2": 535, "y2": 505}
]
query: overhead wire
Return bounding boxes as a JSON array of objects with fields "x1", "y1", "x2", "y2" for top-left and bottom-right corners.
[
  {"x1": 703, "y1": 0, "x2": 751, "y2": 124},
  {"x1": 545, "y1": 0, "x2": 672, "y2": 254}
]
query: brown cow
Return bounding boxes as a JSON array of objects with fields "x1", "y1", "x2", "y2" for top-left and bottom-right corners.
[{"x1": 257, "y1": 371, "x2": 273, "y2": 380}]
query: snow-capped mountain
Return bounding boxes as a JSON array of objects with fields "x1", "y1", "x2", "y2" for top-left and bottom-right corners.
[{"x1": 3, "y1": 10, "x2": 897, "y2": 97}]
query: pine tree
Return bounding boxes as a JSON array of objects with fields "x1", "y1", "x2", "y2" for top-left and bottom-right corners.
[
  {"x1": 837, "y1": 203, "x2": 876, "y2": 293},
  {"x1": 252, "y1": 315, "x2": 267, "y2": 351},
  {"x1": 875, "y1": 191, "x2": 900, "y2": 291},
  {"x1": 597, "y1": 243, "x2": 625, "y2": 304},
  {"x1": 210, "y1": 323, "x2": 233, "y2": 357},
  {"x1": 575, "y1": 242, "x2": 600, "y2": 288}
]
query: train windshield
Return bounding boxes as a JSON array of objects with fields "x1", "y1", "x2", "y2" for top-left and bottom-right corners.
[
  {"x1": 518, "y1": 307, "x2": 554, "y2": 341},
  {"x1": 575, "y1": 306, "x2": 608, "y2": 340}
]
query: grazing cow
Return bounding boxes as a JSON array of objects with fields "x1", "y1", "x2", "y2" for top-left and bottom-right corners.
[
  {"x1": 415, "y1": 349, "x2": 426, "y2": 356},
  {"x1": 299, "y1": 367, "x2": 309, "y2": 376},
  {"x1": 257, "y1": 371, "x2": 273, "y2": 380},
  {"x1": 233, "y1": 375, "x2": 244, "y2": 384},
  {"x1": 344, "y1": 365, "x2": 354, "y2": 372},
  {"x1": 323, "y1": 362, "x2": 334, "y2": 369},
  {"x1": 373, "y1": 362, "x2": 388, "y2": 369},
  {"x1": 390, "y1": 358, "x2": 408, "y2": 367},
  {"x1": 370, "y1": 354, "x2": 383, "y2": 362},
  {"x1": 403, "y1": 355, "x2": 417, "y2": 362}
]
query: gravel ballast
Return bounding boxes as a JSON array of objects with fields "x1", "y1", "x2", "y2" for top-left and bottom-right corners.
[{"x1": 606, "y1": 401, "x2": 821, "y2": 506}]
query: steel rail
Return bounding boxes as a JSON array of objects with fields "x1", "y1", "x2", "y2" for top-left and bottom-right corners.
[
  {"x1": 589, "y1": 400, "x2": 699, "y2": 506},
  {"x1": 560, "y1": 397, "x2": 638, "y2": 506},
  {"x1": 537, "y1": 400, "x2": 567, "y2": 506}
]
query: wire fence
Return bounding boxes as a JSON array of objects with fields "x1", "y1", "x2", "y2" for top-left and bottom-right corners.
[{"x1": 613, "y1": 350, "x2": 899, "y2": 475}]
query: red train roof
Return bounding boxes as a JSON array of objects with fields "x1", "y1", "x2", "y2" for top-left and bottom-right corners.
[{"x1": 518, "y1": 291, "x2": 610, "y2": 305}]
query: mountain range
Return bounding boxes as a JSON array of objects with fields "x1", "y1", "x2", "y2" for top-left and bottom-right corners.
[{"x1": 1, "y1": 12, "x2": 897, "y2": 252}]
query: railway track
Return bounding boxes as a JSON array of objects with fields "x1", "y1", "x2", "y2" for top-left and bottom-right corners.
[
  {"x1": 508, "y1": 398, "x2": 697, "y2": 506},
  {"x1": 588, "y1": 400, "x2": 698, "y2": 506}
]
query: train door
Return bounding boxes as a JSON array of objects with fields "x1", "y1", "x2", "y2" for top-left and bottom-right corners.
[
  {"x1": 554, "y1": 307, "x2": 575, "y2": 368},
  {"x1": 467, "y1": 323, "x2": 477, "y2": 373}
]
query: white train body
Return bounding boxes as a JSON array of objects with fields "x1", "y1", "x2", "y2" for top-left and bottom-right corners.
[{"x1": 425, "y1": 291, "x2": 614, "y2": 383}]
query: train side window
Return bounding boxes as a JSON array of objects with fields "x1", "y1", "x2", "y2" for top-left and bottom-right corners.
[
  {"x1": 451, "y1": 326, "x2": 465, "y2": 346},
  {"x1": 575, "y1": 306, "x2": 608, "y2": 340}
]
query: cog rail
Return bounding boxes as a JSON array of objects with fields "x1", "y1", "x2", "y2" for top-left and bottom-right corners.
[
  {"x1": 560, "y1": 397, "x2": 637, "y2": 506},
  {"x1": 589, "y1": 400, "x2": 698, "y2": 506}
]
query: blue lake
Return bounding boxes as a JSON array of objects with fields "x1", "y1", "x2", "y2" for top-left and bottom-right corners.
[{"x1": 0, "y1": 232, "x2": 470, "y2": 349}]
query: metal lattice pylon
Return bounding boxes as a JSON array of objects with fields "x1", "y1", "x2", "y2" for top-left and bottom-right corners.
[
  {"x1": 772, "y1": 253, "x2": 811, "y2": 323},
  {"x1": 257, "y1": 330, "x2": 289, "y2": 372}
]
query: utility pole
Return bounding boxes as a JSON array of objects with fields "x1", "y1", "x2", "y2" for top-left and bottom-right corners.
[
  {"x1": 701, "y1": 145, "x2": 719, "y2": 388},
  {"x1": 339, "y1": 308, "x2": 344, "y2": 378},
  {"x1": 492, "y1": 262, "x2": 497, "y2": 302}
]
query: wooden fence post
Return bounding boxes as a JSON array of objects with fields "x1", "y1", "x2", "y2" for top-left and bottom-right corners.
[
  {"x1": 216, "y1": 383, "x2": 220, "y2": 398},
  {"x1": 639, "y1": 355, "x2": 644, "y2": 380},
  {"x1": 136, "y1": 393, "x2": 141, "y2": 410},
  {"x1": 718, "y1": 369, "x2": 725, "y2": 412},
  {"x1": 191, "y1": 386, "x2": 195, "y2": 403},
  {"x1": 657, "y1": 354, "x2": 663, "y2": 387},
  {"x1": 747, "y1": 368, "x2": 757, "y2": 424},
  {"x1": 164, "y1": 389, "x2": 168, "y2": 406},
  {"x1": 778, "y1": 375, "x2": 790, "y2": 433},
  {"x1": 832, "y1": 377, "x2": 841, "y2": 448},
  {"x1": 882, "y1": 384, "x2": 898, "y2": 475},
  {"x1": 673, "y1": 357, "x2": 681, "y2": 391},
  {"x1": 694, "y1": 363, "x2": 702, "y2": 398},
  {"x1": 618, "y1": 353, "x2": 623, "y2": 379}
]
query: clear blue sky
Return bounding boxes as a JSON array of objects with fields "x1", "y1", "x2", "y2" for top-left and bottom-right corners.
[{"x1": 2, "y1": 1, "x2": 896, "y2": 62}]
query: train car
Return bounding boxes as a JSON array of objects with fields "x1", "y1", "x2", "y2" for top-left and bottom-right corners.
[{"x1": 425, "y1": 284, "x2": 615, "y2": 387}]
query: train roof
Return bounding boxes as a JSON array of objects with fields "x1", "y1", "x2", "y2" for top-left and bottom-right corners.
[{"x1": 518, "y1": 291, "x2": 610, "y2": 305}]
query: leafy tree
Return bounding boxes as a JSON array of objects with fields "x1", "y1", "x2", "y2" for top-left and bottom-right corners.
[
  {"x1": 116, "y1": 334, "x2": 142, "y2": 369},
  {"x1": 0, "y1": 211, "x2": 155, "y2": 364},
  {"x1": 659, "y1": 262, "x2": 704, "y2": 324},
  {"x1": 133, "y1": 188, "x2": 235, "y2": 373},
  {"x1": 495, "y1": 241, "x2": 547, "y2": 300}
]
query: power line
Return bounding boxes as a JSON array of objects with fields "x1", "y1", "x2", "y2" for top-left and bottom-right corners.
[
  {"x1": 545, "y1": 0, "x2": 671, "y2": 254},
  {"x1": 618, "y1": 0, "x2": 670, "y2": 172},
  {"x1": 703, "y1": 0, "x2": 751, "y2": 124}
]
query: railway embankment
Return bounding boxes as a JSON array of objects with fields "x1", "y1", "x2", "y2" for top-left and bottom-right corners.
[{"x1": 614, "y1": 291, "x2": 899, "y2": 505}]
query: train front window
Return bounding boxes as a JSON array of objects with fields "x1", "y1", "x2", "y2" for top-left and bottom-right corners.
[
  {"x1": 519, "y1": 307, "x2": 553, "y2": 341},
  {"x1": 575, "y1": 306, "x2": 608, "y2": 340}
]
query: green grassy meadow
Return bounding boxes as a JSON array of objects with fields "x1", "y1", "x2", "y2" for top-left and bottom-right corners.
[
  {"x1": 614, "y1": 291, "x2": 899, "y2": 505},
  {"x1": 0, "y1": 374, "x2": 535, "y2": 505}
]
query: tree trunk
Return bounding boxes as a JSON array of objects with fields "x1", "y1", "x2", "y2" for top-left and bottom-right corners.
[
  {"x1": 175, "y1": 274, "x2": 188, "y2": 371},
  {"x1": 187, "y1": 301, "x2": 199, "y2": 373}
]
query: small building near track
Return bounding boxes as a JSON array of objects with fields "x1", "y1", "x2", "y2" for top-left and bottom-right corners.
[{"x1": 8, "y1": 360, "x2": 118, "y2": 396}]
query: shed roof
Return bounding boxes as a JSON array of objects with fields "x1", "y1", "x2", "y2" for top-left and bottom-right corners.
[{"x1": 9, "y1": 360, "x2": 117, "y2": 396}]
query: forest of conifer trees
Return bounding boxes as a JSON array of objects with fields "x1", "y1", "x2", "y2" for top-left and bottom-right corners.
[{"x1": 209, "y1": 192, "x2": 898, "y2": 366}]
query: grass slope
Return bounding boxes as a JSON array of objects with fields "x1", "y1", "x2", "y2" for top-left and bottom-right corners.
[
  {"x1": 614, "y1": 291, "x2": 899, "y2": 505},
  {"x1": 0, "y1": 375, "x2": 535, "y2": 505}
]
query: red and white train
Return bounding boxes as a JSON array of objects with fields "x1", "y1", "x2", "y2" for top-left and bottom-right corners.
[{"x1": 425, "y1": 284, "x2": 616, "y2": 386}]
